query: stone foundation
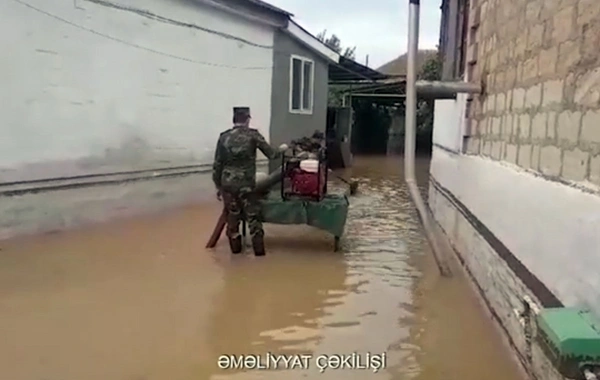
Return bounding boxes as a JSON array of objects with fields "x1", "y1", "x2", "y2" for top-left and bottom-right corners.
[{"x1": 428, "y1": 182, "x2": 565, "y2": 380}]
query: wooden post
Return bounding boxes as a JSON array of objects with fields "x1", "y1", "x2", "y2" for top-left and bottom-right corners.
[
  {"x1": 206, "y1": 166, "x2": 283, "y2": 249},
  {"x1": 242, "y1": 213, "x2": 247, "y2": 248},
  {"x1": 206, "y1": 208, "x2": 227, "y2": 248}
]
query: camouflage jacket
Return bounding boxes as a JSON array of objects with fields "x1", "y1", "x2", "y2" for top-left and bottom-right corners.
[{"x1": 212, "y1": 126, "x2": 280, "y2": 192}]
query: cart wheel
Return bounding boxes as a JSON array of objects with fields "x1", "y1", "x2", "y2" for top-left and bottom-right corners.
[{"x1": 334, "y1": 236, "x2": 340, "y2": 252}]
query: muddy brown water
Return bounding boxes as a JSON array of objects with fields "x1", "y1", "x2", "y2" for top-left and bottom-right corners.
[{"x1": 0, "y1": 156, "x2": 524, "y2": 380}]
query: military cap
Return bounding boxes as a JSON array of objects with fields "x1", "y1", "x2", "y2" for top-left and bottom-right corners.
[{"x1": 233, "y1": 107, "x2": 251, "y2": 119}]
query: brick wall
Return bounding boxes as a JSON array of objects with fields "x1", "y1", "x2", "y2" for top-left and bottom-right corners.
[
  {"x1": 464, "y1": 0, "x2": 600, "y2": 187},
  {"x1": 430, "y1": 1, "x2": 600, "y2": 378}
]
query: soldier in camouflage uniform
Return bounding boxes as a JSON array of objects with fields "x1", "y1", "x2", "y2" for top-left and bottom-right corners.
[{"x1": 212, "y1": 107, "x2": 285, "y2": 256}]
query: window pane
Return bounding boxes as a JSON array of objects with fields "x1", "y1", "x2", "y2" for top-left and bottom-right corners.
[
  {"x1": 291, "y1": 58, "x2": 302, "y2": 110},
  {"x1": 302, "y1": 61, "x2": 313, "y2": 110}
]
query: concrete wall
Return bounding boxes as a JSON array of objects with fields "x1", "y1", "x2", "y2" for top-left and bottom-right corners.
[
  {"x1": 269, "y1": 31, "x2": 329, "y2": 147},
  {"x1": 432, "y1": 94, "x2": 468, "y2": 152},
  {"x1": 0, "y1": 0, "x2": 277, "y2": 239},
  {"x1": 0, "y1": 0, "x2": 275, "y2": 182},
  {"x1": 0, "y1": 163, "x2": 268, "y2": 240},
  {"x1": 430, "y1": 0, "x2": 600, "y2": 378},
  {"x1": 0, "y1": 171, "x2": 214, "y2": 240},
  {"x1": 428, "y1": 175, "x2": 567, "y2": 380}
]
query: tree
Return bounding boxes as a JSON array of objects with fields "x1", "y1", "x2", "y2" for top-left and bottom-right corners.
[
  {"x1": 316, "y1": 30, "x2": 356, "y2": 60},
  {"x1": 316, "y1": 30, "x2": 357, "y2": 106},
  {"x1": 419, "y1": 52, "x2": 442, "y2": 81},
  {"x1": 416, "y1": 54, "x2": 442, "y2": 134}
]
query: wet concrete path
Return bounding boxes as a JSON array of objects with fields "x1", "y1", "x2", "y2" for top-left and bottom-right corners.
[{"x1": 0, "y1": 156, "x2": 524, "y2": 379}]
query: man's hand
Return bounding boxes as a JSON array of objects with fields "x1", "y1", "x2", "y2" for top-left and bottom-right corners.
[{"x1": 216, "y1": 189, "x2": 222, "y2": 201}]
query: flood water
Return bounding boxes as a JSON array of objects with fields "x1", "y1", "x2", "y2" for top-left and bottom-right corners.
[{"x1": 0, "y1": 156, "x2": 524, "y2": 380}]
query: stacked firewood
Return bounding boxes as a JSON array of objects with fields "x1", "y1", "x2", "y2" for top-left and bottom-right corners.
[{"x1": 290, "y1": 130, "x2": 325, "y2": 159}]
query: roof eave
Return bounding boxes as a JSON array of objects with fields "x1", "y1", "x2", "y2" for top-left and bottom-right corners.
[
  {"x1": 194, "y1": 0, "x2": 288, "y2": 28},
  {"x1": 283, "y1": 20, "x2": 340, "y2": 64},
  {"x1": 243, "y1": 0, "x2": 293, "y2": 17}
]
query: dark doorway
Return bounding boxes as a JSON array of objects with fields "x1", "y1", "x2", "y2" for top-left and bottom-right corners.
[
  {"x1": 348, "y1": 99, "x2": 433, "y2": 156},
  {"x1": 350, "y1": 99, "x2": 392, "y2": 155}
]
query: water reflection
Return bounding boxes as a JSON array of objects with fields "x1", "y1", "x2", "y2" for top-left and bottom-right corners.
[
  {"x1": 203, "y1": 156, "x2": 431, "y2": 379},
  {"x1": 208, "y1": 243, "x2": 348, "y2": 353},
  {"x1": 0, "y1": 156, "x2": 524, "y2": 380},
  {"x1": 323, "y1": 156, "x2": 430, "y2": 379},
  {"x1": 202, "y1": 228, "x2": 348, "y2": 379}
]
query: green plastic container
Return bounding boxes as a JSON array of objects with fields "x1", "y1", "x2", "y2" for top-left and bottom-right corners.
[{"x1": 536, "y1": 308, "x2": 600, "y2": 378}]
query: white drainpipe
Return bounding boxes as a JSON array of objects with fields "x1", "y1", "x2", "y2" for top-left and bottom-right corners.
[
  {"x1": 404, "y1": 0, "x2": 452, "y2": 277},
  {"x1": 404, "y1": 0, "x2": 482, "y2": 277}
]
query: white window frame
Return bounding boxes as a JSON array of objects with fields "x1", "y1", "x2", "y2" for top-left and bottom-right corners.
[{"x1": 289, "y1": 55, "x2": 315, "y2": 115}]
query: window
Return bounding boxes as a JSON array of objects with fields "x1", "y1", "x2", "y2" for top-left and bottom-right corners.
[
  {"x1": 439, "y1": 0, "x2": 470, "y2": 80},
  {"x1": 290, "y1": 55, "x2": 314, "y2": 114},
  {"x1": 456, "y1": 0, "x2": 470, "y2": 78}
]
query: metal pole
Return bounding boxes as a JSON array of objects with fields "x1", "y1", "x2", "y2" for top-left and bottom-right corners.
[
  {"x1": 405, "y1": 0, "x2": 418, "y2": 184},
  {"x1": 349, "y1": 93, "x2": 406, "y2": 98},
  {"x1": 405, "y1": 0, "x2": 452, "y2": 277},
  {"x1": 416, "y1": 80, "x2": 482, "y2": 97}
]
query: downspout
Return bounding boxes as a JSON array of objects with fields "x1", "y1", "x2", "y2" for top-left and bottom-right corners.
[{"x1": 404, "y1": 0, "x2": 452, "y2": 277}]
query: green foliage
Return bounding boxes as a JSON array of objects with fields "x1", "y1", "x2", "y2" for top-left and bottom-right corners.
[
  {"x1": 419, "y1": 54, "x2": 443, "y2": 81},
  {"x1": 326, "y1": 85, "x2": 346, "y2": 107},
  {"x1": 351, "y1": 53, "x2": 442, "y2": 153},
  {"x1": 416, "y1": 54, "x2": 442, "y2": 134},
  {"x1": 316, "y1": 30, "x2": 359, "y2": 106},
  {"x1": 316, "y1": 30, "x2": 356, "y2": 60},
  {"x1": 316, "y1": 30, "x2": 442, "y2": 152}
]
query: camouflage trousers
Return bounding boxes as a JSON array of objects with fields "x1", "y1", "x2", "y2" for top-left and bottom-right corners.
[{"x1": 221, "y1": 190, "x2": 263, "y2": 239}]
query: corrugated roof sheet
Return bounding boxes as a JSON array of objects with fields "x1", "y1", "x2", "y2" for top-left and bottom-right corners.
[{"x1": 329, "y1": 56, "x2": 393, "y2": 84}]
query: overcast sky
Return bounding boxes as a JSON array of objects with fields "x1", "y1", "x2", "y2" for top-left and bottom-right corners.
[{"x1": 267, "y1": 0, "x2": 441, "y2": 68}]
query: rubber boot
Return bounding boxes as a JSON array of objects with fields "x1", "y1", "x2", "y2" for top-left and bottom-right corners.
[
  {"x1": 252, "y1": 234, "x2": 265, "y2": 256},
  {"x1": 228, "y1": 235, "x2": 242, "y2": 254}
]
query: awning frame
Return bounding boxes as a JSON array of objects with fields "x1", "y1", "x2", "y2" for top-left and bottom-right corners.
[{"x1": 328, "y1": 56, "x2": 393, "y2": 84}]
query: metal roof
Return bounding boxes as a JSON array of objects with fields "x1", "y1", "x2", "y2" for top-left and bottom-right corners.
[
  {"x1": 342, "y1": 79, "x2": 407, "y2": 93},
  {"x1": 337, "y1": 78, "x2": 408, "y2": 105},
  {"x1": 328, "y1": 57, "x2": 394, "y2": 84}
]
